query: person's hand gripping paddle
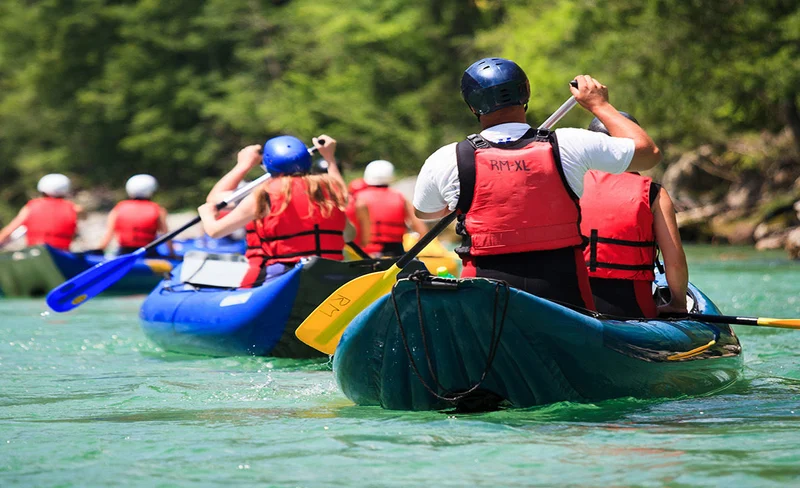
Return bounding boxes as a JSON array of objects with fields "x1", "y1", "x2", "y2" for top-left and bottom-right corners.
[{"x1": 295, "y1": 85, "x2": 580, "y2": 355}]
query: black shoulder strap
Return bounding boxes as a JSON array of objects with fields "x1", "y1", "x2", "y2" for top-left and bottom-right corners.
[{"x1": 456, "y1": 137, "x2": 481, "y2": 214}]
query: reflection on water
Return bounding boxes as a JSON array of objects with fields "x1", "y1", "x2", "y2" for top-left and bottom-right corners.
[{"x1": 0, "y1": 245, "x2": 799, "y2": 486}]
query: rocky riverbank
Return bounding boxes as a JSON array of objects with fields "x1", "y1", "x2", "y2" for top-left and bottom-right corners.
[{"x1": 659, "y1": 128, "x2": 800, "y2": 258}]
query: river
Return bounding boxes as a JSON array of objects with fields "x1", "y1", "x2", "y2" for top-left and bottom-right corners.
[{"x1": 1, "y1": 246, "x2": 798, "y2": 486}]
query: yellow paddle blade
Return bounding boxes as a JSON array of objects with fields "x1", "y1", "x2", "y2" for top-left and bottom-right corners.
[
  {"x1": 295, "y1": 264, "x2": 402, "y2": 354},
  {"x1": 757, "y1": 318, "x2": 800, "y2": 329}
]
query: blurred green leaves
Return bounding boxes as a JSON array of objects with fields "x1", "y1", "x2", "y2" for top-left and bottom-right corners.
[{"x1": 0, "y1": 0, "x2": 798, "y2": 221}]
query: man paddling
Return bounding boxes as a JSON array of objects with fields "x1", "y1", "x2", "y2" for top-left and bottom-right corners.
[{"x1": 413, "y1": 58, "x2": 662, "y2": 309}]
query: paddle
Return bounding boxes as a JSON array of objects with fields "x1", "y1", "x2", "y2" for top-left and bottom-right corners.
[
  {"x1": 663, "y1": 313, "x2": 800, "y2": 330},
  {"x1": 46, "y1": 171, "x2": 274, "y2": 313},
  {"x1": 295, "y1": 87, "x2": 580, "y2": 354}
]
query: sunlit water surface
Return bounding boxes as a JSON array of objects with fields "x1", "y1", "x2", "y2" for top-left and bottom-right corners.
[{"x1": 1, "y1": 246, "x2": 798, "y2": 486}]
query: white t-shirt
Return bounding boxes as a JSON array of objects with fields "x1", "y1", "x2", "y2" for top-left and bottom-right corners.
[{"x1": 413, "y1": 122, "x2": 635, "y2": 213}]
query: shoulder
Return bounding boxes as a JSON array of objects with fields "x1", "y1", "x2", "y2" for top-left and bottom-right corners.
[
  {"x1": 425, "y1": 142, "x2": 458, "y2": 165},
  {"x1": 419, "y1": 142, "x2": 458, "y2": 178},
  {"x1": 554, "y1": 127, "x2": 611, "y2": 148}
]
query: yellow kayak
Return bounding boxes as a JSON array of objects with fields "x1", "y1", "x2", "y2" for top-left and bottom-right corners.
[{"x1": 343, "y1": 234, "x2": 461, "y2": 277}]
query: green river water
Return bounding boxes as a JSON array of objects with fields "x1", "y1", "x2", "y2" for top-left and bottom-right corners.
[{"x1": 1, "y1": 246, "x2": 798, "y2": 487}]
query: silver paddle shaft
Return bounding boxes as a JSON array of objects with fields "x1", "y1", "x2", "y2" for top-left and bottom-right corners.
[
  {"x1": 538, "y1": 96, "x2": 578, "y2": 130},
  {"x1": 217, "y1": 145, "x2": 320, "y2": 208}
]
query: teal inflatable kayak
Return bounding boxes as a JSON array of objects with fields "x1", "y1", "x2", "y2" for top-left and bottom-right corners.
[{"x1": 333, "y1": 274, "x2": 743, "y2": 411}]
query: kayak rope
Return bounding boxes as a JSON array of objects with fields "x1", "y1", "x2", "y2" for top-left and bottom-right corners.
[{"x1": 390, "y1": 272, "x2": 509, "y2": 403}]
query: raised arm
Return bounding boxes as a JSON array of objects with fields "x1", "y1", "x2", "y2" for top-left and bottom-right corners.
[
  {"x1": 405, "y1": 199, "x2": 429, "y2": 235},
  {"x1": 96, "y1": 207, "x2": 118, "y2": 250},
  {"x1": 207, "y1": 145, "x2": 262, "y2": 204},
  {"x1": 354, "y1": 199, "x2": 371, "y2": 247},
  {"x1": 652, "y1": 187, "x2": 688, "y2": 314},
  {"x1": 313, "y1": 135, "x2": 346, "y2": 191},
  {"x1": 571, "y1": 75, "x2": 661, "y2": 172},
  {"x1": 198, "y1": 191, "x2": 260, "y2": 239},
  {"x1": 0, "y1": 206, "x2": 29, "y2": 247}
]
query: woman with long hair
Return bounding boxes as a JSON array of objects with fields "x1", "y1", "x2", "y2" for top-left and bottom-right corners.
[{"x1": 198, "y1": 134, "x2": 361, "y2": 287}]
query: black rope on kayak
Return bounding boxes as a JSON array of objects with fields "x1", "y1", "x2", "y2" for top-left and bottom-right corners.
[{"x1": 390, "y1": 272, "x2": 510, "y2": 403}]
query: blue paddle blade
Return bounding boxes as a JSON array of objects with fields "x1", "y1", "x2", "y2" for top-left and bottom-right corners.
[{"x1": 46, "y1": 248, "x2": 146, "y2": 312}]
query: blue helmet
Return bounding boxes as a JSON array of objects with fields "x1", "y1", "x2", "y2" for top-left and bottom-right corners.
[
  {"x1": 587, "y1": 112, "x2": 640, "y2": 135},
  {"x1": 261, "y1": 135, "x2": 312, "y2": 175},
  {"x1": 460, "y1": 58, "x2": 530, "y2": 116}
]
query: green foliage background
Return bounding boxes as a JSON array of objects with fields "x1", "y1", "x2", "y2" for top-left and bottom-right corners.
[{"x1": 1, "y1": 0, "x2": 798, "y2": 220}]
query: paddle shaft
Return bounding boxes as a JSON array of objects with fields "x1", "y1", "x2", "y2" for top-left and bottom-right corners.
[
  {"x1": 143, "y1": 171, "x2": 273, "y2": 251},
  {"x1": 665, "y1": 313, "x2": 800, "y2": 330}
]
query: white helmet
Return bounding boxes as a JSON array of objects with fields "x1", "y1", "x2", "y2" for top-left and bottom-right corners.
[
  {"x1": 363, "y1": 160, "x2": 395, "y2": 186},
  {"x1": 37, "y1": 174, "x2": 71, "y2": 197},
  {"x1": 125, "y1": 174, "x2": 158, "y2": 199}
]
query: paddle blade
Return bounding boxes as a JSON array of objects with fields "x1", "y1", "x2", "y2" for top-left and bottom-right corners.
[
  {"x1": 295, "y1": 265, "x2": 401, "y2": 354},
  {"x1": 46, "y1": 249, "x2": 145, "y2": 312},
  {"x1": 757, "y1": 318, "x2": 800, "y2": 329}
]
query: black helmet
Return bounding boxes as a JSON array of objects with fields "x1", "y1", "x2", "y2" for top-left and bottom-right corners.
[
  {"x1": 587, "y1": 111, "x2": 640, "y2": 135},
  {"x1": 461, "y1": 58, "x2": 530, "y2": 116}
]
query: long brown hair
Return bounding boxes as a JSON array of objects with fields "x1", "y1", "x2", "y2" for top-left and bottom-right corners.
[{"x1": 255, "y1": 174, "x2": 347, "y2": 220}]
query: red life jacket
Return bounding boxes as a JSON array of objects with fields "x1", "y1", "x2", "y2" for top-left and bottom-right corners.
[
  {"x1": 456, "y1": 131, "x2": 583, "y2": 257},
  {"x1": 256, "y1": 177, "x2": 346, "y2": 264},
  {"x1": 580, "y1": 171, "x2": 656, "y2": 281},
  {"x1": 113, "y1": 200, "x2": 162, "y2": 248},
  {"x1": 240, "y1": 178, "x2": 346, "y2": 287},
  {"x1": 356, "y1": 186, "x2": 407, "y2": 253},
  {"x1": 24, "y1": 197, "x2": 77, "y2": 250}
]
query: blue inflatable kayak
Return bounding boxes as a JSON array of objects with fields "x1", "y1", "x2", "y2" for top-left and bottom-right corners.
[
  {"x1": 333, "y1": 274, "x2": 743, "y2": 411},
  {"x1": 156, "y1": 236, "x2": 246, "y2": 257},
  {"x1": 0, "y1": 245, "x2": 176, "y2": 297},
  {"x1": 139, "y1": 257, "x2": 428, "y2": 357}
]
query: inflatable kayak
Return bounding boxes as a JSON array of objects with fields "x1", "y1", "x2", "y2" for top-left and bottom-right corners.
[
  {"x1": 0, "y1": 245, "x2": 175, "y2": 298},
  {"x1": 139, "y1": 255, "x2": 427, "y2": 357},
  {"x1": 333, "y1": 273, "x2": 743, "y2": 411},
  {"x1": 156, "y1": 236, "x2": 246, "y2": 257}
]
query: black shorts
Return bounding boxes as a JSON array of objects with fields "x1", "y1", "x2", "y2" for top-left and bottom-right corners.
[{"x1": 472, "y1": 247, "x2": 595, "y2": 310}]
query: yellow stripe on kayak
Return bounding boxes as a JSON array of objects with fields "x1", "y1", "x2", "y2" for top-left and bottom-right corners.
[
  {"x1": 667, "y1": 339, "x2": 716, "y2": 361},
  {"x1": 144, "y1": 259, "x2": 173, "y2": 274}
]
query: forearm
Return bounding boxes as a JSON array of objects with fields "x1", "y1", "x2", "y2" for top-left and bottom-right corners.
[
  {"x1": 592, "y1": 103, "x2": 661, "y2": 171},
  {"x1": 198, "y1": 194, "x2": 257, "y2": 239},
  {"x1": 0, "y1": 211, "x2": 27, "y2": 245},
  {"x1": 207, "y1": 164, "x2": 251, "y2": 204},
  {"x1": 665, "y1": 258, "x2": 689, "y2": 307}
]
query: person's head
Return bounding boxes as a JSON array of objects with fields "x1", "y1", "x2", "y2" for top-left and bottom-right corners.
[
  {"x1": 125, "y1": 174, "x2": 158, "y2": 199},
  {"x1": 363, "y1": 160, "x2": 395, "y2": 186},
  {"x1": 261, "y1": 135, "x2": 312, "y2": 176},
  {"x1": 587, "y1": 112, "x2": 640, "y2": 135},
  {"x1": 461, "y1": 57, "x2": 530, "y2": 126},
  {"x1": 255, "y1": 136, "x2": 345, "y2": 220},
  {"x1": 37, "y1": 174, "x2": 71, "y2": 198}
]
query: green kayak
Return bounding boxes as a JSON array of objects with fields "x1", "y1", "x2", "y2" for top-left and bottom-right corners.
[{"x1": 333, "y1": 274, "x2": 743, "y2": 411}]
